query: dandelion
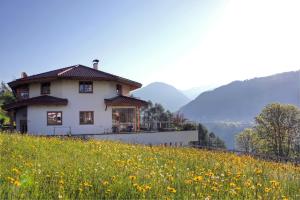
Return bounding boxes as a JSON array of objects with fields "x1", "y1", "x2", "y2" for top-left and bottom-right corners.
[
  {"x1": 83, "y1": 181, "x2": 92, "y2": 187},
  {"x1": 230, "y1": 182, "x2": 236, "y2": 187},
  {"x1": 255, "y1": 168, "x2": 263, "y2": 175},
  {"x1": 12, "y1": 168, "x2": 20, "y2": 175},
  {"x1": 264, "y1": 187, "x2": 271, "y2": 193},
  {"x1": 167, "y1": 186, "x2": 176, "y2": 193},
  {"x1": 129, "y1": 175, "x2": 136, "y2": 181},
  {"x1": 59, "y1": 180, "x2": 64, "y2": 185},
  {"x1": 102, "y1": 181, "x2": 109, "y2": 186},
  {"x1": 193, "y1": 176, "x2": 203, "y2": 182},
  {"x1": 14, "y1": 180, "x2": 21, "y2": 187},
  {"x1": 144, "y1": 185, "x2": 151, "y2": 191},
  {"x1": 270, "y1": 180, "x2": 280, "y2": 188},
  {"x1": 184, "y1": 179, "x2": 193, "y2": 184}
]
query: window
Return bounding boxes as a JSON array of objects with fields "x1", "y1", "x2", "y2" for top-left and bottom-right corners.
[
  {"x1": 41, "y1": 82, "x2": 51, "y2": 95},
  {"x1": 16, "y1": 86, "x2": 29, "y2": 100},
  {"x1": 47, "y1": 111, "x2": 62, "y2": 125},
  {"x1": 116, "y1": 84, "x2": 122, "y2": 95},
  {"x1": 80, "y1": 111, "x2": 94, "y2": 125},
  {"x1": 79, "y1": 81, "x2": 93, "y2": 93}
]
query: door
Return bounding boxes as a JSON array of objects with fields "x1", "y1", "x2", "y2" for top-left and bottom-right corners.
[{"x1": 20, "y1": 120, "x2": 27, "y2": 134}]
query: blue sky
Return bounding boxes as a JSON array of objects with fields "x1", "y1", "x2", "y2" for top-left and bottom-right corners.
[{"x1": 0, "y1": 0, "x2": 299, "y2": 90}]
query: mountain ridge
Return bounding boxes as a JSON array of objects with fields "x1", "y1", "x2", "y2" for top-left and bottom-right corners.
[
  {"x1": 179, "y1": 70, "x2": 300, "y2": 122},
  {"x1": 132, "y1": 82, "x2": 190, "y2": 112}
]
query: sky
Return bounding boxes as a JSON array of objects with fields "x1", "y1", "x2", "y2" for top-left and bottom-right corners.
[{"x1": 0, "y1": 0, "x2": 300, "y2": 90}]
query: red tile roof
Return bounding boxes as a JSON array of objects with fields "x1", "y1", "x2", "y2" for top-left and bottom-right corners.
[
  {"x1": 2, "y1": 95, "x2": 68, "y2": 110},
  {"x1": 104, "y1": 95, "x2": 148, "y2": 107},
  {"x1": 8, "y1": 65, "x2": 142, "y2": 90}
]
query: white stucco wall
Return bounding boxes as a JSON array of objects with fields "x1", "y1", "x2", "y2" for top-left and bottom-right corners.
[
  {"x1": 15, "y1": 107, "x2": 27, "y2": 131},
  {"x1": 27, "y1": 80, "x2": 119, "y2": 135},
  {"x1": 94, "y1": 131, "x2": 198, "y2": 146}
]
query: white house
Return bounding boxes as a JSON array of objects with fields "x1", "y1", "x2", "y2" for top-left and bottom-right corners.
[{"x1": 3, "y1": 60, "x2": 148, "y2": 135}]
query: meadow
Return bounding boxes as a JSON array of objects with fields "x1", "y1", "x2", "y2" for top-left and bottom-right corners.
[{"x1": 0, "y1": 133, "x2": 299, "y2": 199}]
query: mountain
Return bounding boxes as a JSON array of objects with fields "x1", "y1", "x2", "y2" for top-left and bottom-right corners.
[
  {"x1": 180, "y1": 70, "x2": 300, "y2": 122},
  {"x1": 182, "y1": 85, "x2": 217, "y2": 100},
  {"x1": 132, "y1": 82, "x2": 190, "y2": 112}
]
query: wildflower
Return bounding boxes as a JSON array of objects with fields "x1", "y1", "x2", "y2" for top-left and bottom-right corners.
[
  {"x1": 184, "y1": 179, "x2": 193, "y2": 184},
  {"x1": 12, "y1": 168, "x2": 20, "y2": 175},
  {"x1": 14, "y1": 180, "x2": 21, "y2": 187},
  {"x1": 255, "y1": 168, "x2": 263, "y2": 175},
  {"x1": 7, "y1": 177, "x2": 15, "y2": 184},
  {"x1": 193, "y1": 176, "x2": 203, "y2": 182},
  {"x1": 83, "y1": 181, "x2": 92, "y2": 187},
  {"x1": 59, "y1": 180, "x2": 64, "y2": 185},
  {"x1": 58, "y1": 194, "x2": 63, "y2": 199},
  {"x1": 167, "y1": 186, "x2": 176, "y2": 193},
  {"x1": 229, "y1": 182, "x2": 236, "y2": 187},
  {"x1": 129, "y1": 175, "x2": 136, "y2": 181},
  {"x1": 270, "y1": 180, "x2": 280, "y2": 188},
  {"x1": 137, "y1": 186, "x2": 146, "y2": 193},
  {"x1": 144, "y1": 185, "x2": 151, "y2": 191},
  {"x1": 102, "y1": 181, "x2": 109, "y2": 186},
  {"x1": 264, "y1": 187, "x2": 271, "y2": 193},
  {"x1": 257, "y1": 183, "x2": 262, "y2": 187},
  {"x1": 105, "y1": 189, "x2": 111, "y2": 194}
]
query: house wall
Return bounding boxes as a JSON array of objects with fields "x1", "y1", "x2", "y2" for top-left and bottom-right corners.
[
  {"x1": 122, "y1": 85, "x2": 131, "y2": 96},
  {"x1": 15, "y1": 107, "x2": 27, "y2": 132},
  {"x1": 27, "y1": 80, "x2": 118, "y2": 135}
]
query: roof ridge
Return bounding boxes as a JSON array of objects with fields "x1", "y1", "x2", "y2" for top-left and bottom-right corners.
[{"x1": 57, "y1": 65, "x2": 78, "y2": 76}]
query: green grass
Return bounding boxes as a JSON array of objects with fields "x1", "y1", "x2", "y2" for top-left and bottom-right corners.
[{"x1": 0, "y1": 133, "x2": 299, "y2": 199}]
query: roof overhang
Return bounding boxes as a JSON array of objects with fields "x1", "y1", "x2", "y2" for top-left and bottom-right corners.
[
  {"x1": 2, "y1": 95, "x2": 68, "y2": 111},
  {"x1": 8, "y1": 65, "x2": 142, "y2": 90},
  {"x1": 105, "y1": 95, "x2": 148, "y2": 107}
]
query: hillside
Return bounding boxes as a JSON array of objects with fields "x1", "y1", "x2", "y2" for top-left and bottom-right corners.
[
  {"x1": 1, "y1": 133, "x2": 299, "y2": 199},
  {"x1": 132, "y1": 82, "x2": 190, "y2": 112},
  {"x1": 182, "y1": 85, "x2": 216, "y2": 100},
  {"x1": 180, "y1": 70, "x2": 300, "y2": 122}
]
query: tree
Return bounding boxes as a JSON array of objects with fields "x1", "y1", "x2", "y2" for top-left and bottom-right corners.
[
  {"x1": 255, "y1": 103, "x2": 300, "y2": 157},
  {"x1": 235, "y1": 128, "x2": 258, "y2": 153},
  {"x1": 198, "y1": 123, "x2": 208, "y2": 146}
]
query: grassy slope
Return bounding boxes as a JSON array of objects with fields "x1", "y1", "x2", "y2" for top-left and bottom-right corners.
[{"x1": 0, "y1": 133, "x2": 299, "y2": 199}]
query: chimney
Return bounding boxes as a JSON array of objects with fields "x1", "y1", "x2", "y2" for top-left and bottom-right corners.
[
  {"x1": 21, "y1": 72, "x2": 28, "y2": 78},
  {"x1": 93, "y1": 59, "x2": 99, "y2": 70}
]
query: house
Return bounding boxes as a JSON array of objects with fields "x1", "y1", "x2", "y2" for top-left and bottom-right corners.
[{"x1": 3, "y1": 60, "x2": 148, "y2": 135}]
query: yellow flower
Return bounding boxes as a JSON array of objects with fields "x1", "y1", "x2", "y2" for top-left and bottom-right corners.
[
  {"x1": 12, "y1": 168, "x2": 20, "y2": 175},
  {"x1": 185, "y1": 179, "x2": 193, "y2": 184},
  {"x1": 144, "y1": 185, "x2": 151, "y2": 191},
  {"x1": 255, "y1": 168, "x2": 263, "y2": 175},
  {"x1": 167, "y1": 186, "x2": 176, "y2": 193},
  {"x1": 264, "y1": 187, "x2": 271, "y2": 193},
  {"x1": 102, "y1": 181, "x2": 109, "y2": 186},
  {"x1": 83, "y1": 181, "x2": 92, "y2": 187},
  {"x1": 129, "y1": 175, "x2": 136, "y2": 181},
  {"x1": 257, "y1": 183, "x2": 262, "y2": 187},
  {"x1": 193, "y1": 176, "x2": 203, "y2": 182},
  {"x1": 270, "y1": 180, "x2": 280, "y2": 188},
  {"x1": 229, "y1": 182, "x2": 236, "y2": 187},
  {"x1": 59, "y1": 180, "x2": 64, "y2": 185},
  {"x1": 14, "y1": 180, "x2": 21, "y2": 187}
]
